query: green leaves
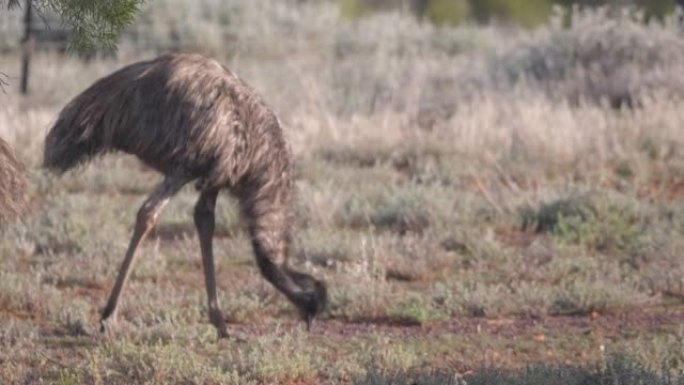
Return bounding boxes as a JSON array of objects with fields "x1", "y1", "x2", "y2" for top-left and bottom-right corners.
[
  {"x1": 3, "y1": 0, "x2": 144, "y2": 53},
  {"x1": 43, "y1": 0, "x2": 144, "y2": 52},
  {"x1": 338, "y1": 0, "x2": 679, "y2": 28}
]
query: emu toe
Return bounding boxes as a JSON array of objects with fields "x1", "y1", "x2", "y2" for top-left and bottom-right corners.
[
  {"x1": 99, "y1": 317, "x2": 114, "y2": 335},
  {"x1": 214, "y1": 324, "x2": 248, "y2": 343}
]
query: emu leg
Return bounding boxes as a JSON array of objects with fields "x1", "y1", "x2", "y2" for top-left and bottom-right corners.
[
  {"x1": 100, "y1": 174, "x2": 188, "y2": 333},
  {"x1": 194, "y1": 189, "x2": 233, "y2": 339}
]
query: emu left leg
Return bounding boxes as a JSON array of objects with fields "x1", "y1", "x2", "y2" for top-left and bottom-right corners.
[
  {"x1": 194, "y1": 189, "x2": 231, "y2": 339},
  {"x1": 101, "y1": 174, "x2": 188, "y2": 333}
]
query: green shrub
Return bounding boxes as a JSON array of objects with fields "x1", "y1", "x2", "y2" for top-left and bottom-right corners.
[
  {"x1": 335, "y1": 185, "x2": 433, "y2": 234},
  {"x1": 521, "y1": 192, "x2": 649, "y2": 255},
  {"x1": 339, "y1": 0, "x2": 367, "y2": 18},
  {"x1": 470, "y1": 0, "x2": 555, "y2": 27},
  {"x1": 388, "y1": 297, "x2": 447, "y2": 325},
  {"x1": 556, "y1": 0, "x2": 677, "y2": 20},
  {"x1": 520, "y1": 195, "x2": 594, "y2": 234},
  {"x1": 552, "y1": 197, "x2": 646, "y2": 255},
  {"x1": 425, "y1": 0, "x2": 471, "y2": 26}
]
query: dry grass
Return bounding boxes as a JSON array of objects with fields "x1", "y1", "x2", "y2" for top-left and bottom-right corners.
[
  {"x1": 1, "y1": 1, "x2": 683, "y2": 383},
  {"x1": 0, "y1": 137, "x2": 27, "y2": 222}
]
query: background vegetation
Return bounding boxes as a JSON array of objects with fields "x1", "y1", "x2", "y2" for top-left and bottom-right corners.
[
  {"x1": 340, "y1": 0, "x2": 678, "y2": 26},
  {"x1": 1, "y1": 0, "x2": 683, "y2": 383}
]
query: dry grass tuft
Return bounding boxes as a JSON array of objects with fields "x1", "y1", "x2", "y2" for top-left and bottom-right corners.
[{"x1": 0, "y1": 137, "x2": 28, "y2": 222}]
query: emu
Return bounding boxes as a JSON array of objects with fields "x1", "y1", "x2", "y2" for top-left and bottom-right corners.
[
  {"x1": 43, "y1": 53, "x2": 327, "y2": 339},
  {"x1": 0, "y1": 137, "x2": 28, "y2": 222}
]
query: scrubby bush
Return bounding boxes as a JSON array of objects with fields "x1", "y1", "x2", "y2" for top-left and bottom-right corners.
[
  {"x1": 342, "y1": 0, "x2": 678, "y2": 27},
  {"x1": 485, "y1": 8, "x2": 684, "y2": 107},
  {"x1": 520, "y1": 192, "x2": 650, "y2": 255},
  {"x1": 470, "y1": 0, "x2": 555, "y2": 27},
  {"x1": 423, "y1": 0, "x2": 471, "y2": 26}
]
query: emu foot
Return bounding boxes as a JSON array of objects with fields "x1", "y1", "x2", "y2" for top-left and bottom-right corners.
[
  {"x1": 210, "y1": 311, "x2": 246, "y2": 342},
  {"x1": 99, "y1": 317, "x2": 116, "y2": 338},
  {"x1": 214, "y1": 324, "x2": 248, "y2": 343},
  {"x1": 99, "y1": 304, "x2": 118, "y2": 335}
]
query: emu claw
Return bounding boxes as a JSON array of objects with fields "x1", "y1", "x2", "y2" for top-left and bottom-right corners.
[{"x1": 99, "y1": 317, "x2": 115, "y2": 338}]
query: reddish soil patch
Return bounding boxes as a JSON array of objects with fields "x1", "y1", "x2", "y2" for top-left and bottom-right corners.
[
  {"x1": 220, "y1": 306, "x2": 684, "y2": 341},
  {"x1": 5, "y1": 281, "x2": 682, "y2": 347},
  {"x1": 636, "y1": 178, "x2": 684, "y2": 201}
]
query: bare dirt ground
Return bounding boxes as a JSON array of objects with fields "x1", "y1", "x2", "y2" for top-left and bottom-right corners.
[{"x1": 172, "y1": 304, "x2": 680, "y2": 342}]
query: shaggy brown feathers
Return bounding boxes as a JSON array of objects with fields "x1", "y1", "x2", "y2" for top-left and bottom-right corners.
[
  {"x1": 44, "y1": 53, "x2": 295, "y2": 254},
  {"x1": 0, "y1": 137, "x2": 28, "y2": 222},
  {"x1": 44, "y1": 53, "x2": 282, "y2": 189},
  {"x1": 43, "y1": 53, "x2": 326, "y2": 337}
]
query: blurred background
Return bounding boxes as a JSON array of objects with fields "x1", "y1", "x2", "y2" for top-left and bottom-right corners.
[
  {"x1": 2, "y1": 0, "x2": 684, "y2": 126},
  {"x1": 1, "y1": 0, "x2": 682, "y2": 49}
]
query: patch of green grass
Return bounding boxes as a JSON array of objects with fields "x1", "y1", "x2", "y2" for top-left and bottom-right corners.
[
  {"x1": 520, "y1": 194, "x2": 594, "y2": 234},
  {"x1": 54, "y1": 371, "x2": 82, "y2": 385},
  {"x1": 356, "y1": 355, "x2": 684, "y2": 385},
  {"x1": 297, "y1": 228, "x2": 362, "y2": 267},
  {"x1": 335, "y1": 185, "x2": 433, "y2": 234},
  {"x1": 520, "y1": 192, "x2": 652, "y2": 256},
  {"x1": 92, "y1": 342, "x2": 238, "y2": 384},
  {"x1": 616, "y1": 326, "x2": 684, "y2": 372},
  {"x1": 389, "y1": 296, "x2": 448, "y2": 325},
  {"x1": 229, "y1": 333, "x2": 322, "y2": 383}
]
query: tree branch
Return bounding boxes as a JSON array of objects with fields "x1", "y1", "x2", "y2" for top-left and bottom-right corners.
[
  {"x1": 4, "y1": 0, "x2": 146, "y2": 53},
  {"x1": 4, "y1": 0, "x2": 22, "y2": 9}
]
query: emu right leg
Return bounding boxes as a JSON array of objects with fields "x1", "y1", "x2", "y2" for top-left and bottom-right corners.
[{"x1": 100, "y1": 175, "x2": 188, "y2": 333}]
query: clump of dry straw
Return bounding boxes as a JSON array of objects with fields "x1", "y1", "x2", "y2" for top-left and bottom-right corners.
[{"x1": 0, "y1": 137, "x2": 28, "y2": 222}]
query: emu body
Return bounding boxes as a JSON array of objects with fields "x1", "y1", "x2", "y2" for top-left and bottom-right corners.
[{"x1": 43, "y1": 53, "x2": 326, "y2": 338}]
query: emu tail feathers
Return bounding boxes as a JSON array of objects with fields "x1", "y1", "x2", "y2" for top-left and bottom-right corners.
[{"x1": 43, "y1": 97, "x2": 109, "y2": 174}]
